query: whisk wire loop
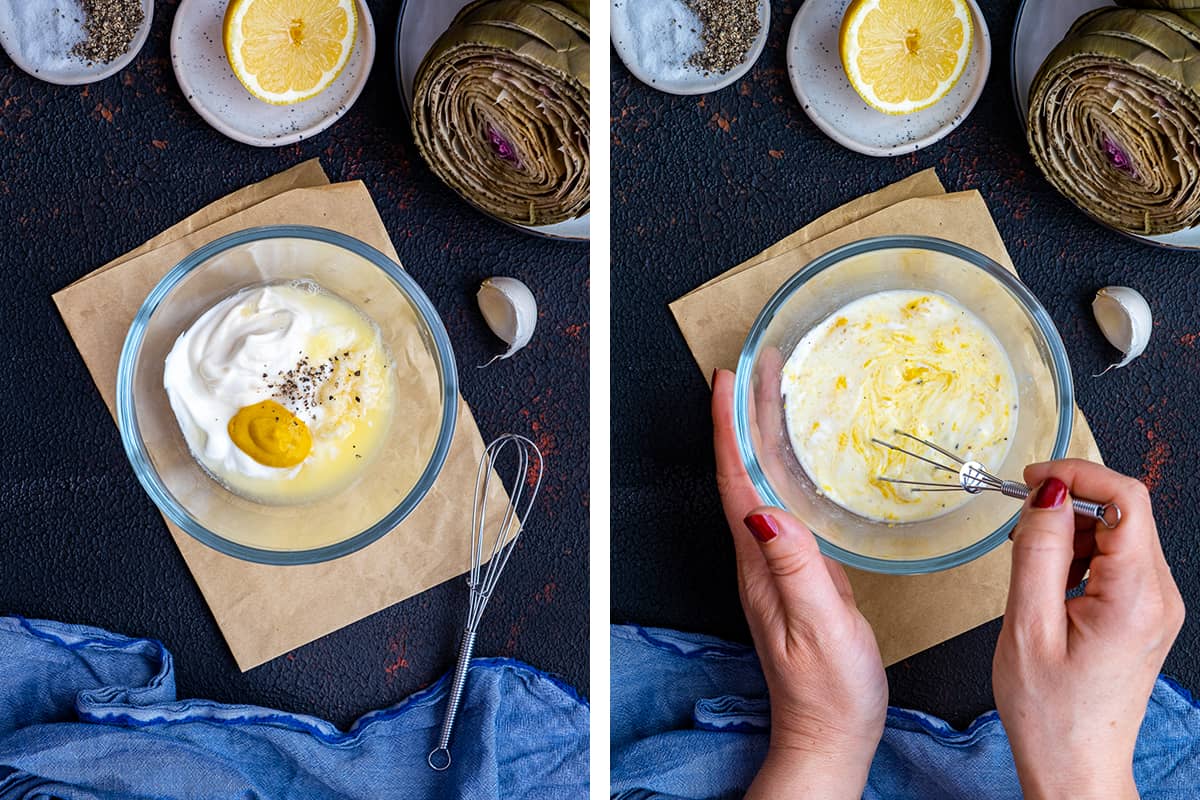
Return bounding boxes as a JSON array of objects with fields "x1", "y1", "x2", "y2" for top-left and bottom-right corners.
[
  {"x1": 872, "y1": 430, "x2": 1120, "y2": 528},
  {"x1": 869, "y1": 436, "x2": 960, "y2": 478}
]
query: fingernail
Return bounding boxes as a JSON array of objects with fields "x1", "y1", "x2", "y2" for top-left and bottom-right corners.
[
  {"x1": 1033, "y1": 477, "x2": 1068, "y2": 509},
  {"x1": 744, "y1": 513, "x2": 779, "y2": 544},
  {"x1": 712, "y1": 368, "x2": 720, "y2": 385}
]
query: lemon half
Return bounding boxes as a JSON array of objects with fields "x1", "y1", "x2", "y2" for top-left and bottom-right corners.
[
  {"x1": 839, "y1": 0, "x2": 972, "y2": 116},
  {"x1": 223, "y1": 0, "x2": 357, "y2": 106}
]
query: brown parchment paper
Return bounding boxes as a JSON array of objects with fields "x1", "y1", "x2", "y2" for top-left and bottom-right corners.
[
  {"x1": 670, "y1": 173, "x2": 1102, "y2": 667},
  {"x1": 53, "y1": 165, "x2": 507, "y2": 671}
]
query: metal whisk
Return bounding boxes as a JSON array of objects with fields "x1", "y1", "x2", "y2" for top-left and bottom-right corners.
[
  {"x1": 872, "y1": 430, "x2": 1121, "y2": 529},
  {"x1": 427, "y1": 433, "x2": 544, "y2": 772}
]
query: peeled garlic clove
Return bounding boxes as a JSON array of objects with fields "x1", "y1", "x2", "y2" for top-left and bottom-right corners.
[
  {"x1": 1092, "y1": 286, "x2": 1151, "y2": 376},
  {"x1": 477, "y1": 277, "x2": 537, "y2": 367}
]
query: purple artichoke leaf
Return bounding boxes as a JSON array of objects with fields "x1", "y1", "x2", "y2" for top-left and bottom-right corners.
[
  {"x1": 1103, "y1": 135, "x2": 1136, "y2": 177},
  {"x1": 487, "y1": 125, "x2": 521, "y2": 168}
]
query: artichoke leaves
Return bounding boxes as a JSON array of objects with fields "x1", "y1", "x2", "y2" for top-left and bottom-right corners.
[
  {"x1": 411, "y1": 0, "x2": 590, "y2": 227},
  {"x1": 1028, "y1": 5, "x2": 1200, "y2": 235}
]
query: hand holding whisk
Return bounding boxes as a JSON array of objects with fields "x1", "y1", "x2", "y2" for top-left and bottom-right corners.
[
  {"x1": 872, "y1": 430, "x2": 1121, "y2": 529},
  {"x1": 427, "y1": 433, "x2": 544, "y2": 772}
]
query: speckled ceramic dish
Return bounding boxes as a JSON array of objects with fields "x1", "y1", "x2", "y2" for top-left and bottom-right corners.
[
  {"x1": 0, "y1": 0, "x2": 153, "y2": 86},
  {"x1": 787, "y1": 0, "x2": 990, "y2": 157},
  {"x1": 1010, "y1": 0, "x2": 1200, "y2": 250},
  {"x1": 610, "y1": 0, "x2": 770, "y2": 96},
  {"x1": 170, "y1": 0, "x2": 375, "y2": 148},
  {"x1": 395, "y1": 0, "x2": 589, "y2": 241}
]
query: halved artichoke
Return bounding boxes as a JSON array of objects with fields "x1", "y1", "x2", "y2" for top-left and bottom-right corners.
[
  {"x1": 1027, "y1": 7, "x2": 1200, "y2": 235},
  {"x1": 1118, "y1": 0, "x2": 1200, "y2": 9},
  {"x1": 411, "y1": 0, "x2": 590, "y2": 227}
]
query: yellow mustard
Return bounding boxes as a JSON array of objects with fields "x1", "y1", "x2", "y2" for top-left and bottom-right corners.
[{"x1": 228, "y1": 400, "x2": 312, "y2": 468}]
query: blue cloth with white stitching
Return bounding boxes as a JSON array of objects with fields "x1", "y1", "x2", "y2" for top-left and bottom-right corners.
[
  {"x1": 610, "y1": 625, "x2": 1200, "y2": 800},
  {"x1": 0, "y1": 616, "x2": 588, "y2": 799}
]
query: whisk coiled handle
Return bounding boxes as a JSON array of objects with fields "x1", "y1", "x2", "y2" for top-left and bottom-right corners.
[
  {"x1": 998, "y1": 481, "x2": 1121, "y2": 529},
  {"x1": 428, "y1": 628, "x2": 477, "y2": 771},
  {"x1": 428, "y1": 433, "x2": 543, "y2": 773}
]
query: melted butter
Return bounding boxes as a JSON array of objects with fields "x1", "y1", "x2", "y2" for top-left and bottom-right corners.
[{"x1": 781, "y1": 290, "x2": 1018, "y2": 523}]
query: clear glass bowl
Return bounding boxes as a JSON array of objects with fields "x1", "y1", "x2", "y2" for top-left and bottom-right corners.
[
  {"x1": 116, "y1": 226, "x2": 458, "y2": 565},
  {"x1": 735, "y1": 236, "x2": 1074, "y2": 574}
]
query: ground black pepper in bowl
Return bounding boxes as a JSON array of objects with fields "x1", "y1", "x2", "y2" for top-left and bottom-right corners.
[
  {"x1": 72, "y1": 0, "x2": 144, "y2": 64},
  {"x1": 684, "y1": 0, "x2": 761, "y2": 75}
]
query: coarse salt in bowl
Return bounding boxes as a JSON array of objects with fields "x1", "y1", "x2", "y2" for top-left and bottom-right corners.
[
  {"x1": 0, "y1": 0, "x2": 154, "y2": 86},
  {"x1": 611, "y1": 0, "x2": 770, "y2": 95}
]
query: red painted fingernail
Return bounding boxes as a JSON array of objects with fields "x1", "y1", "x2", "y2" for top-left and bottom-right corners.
[
  {"x1": 1033, "y1": 477, "x2": 1068, "y2": 509},
  {"x1": 744, "y1": 513, "x2": 779, "y2": 543}
]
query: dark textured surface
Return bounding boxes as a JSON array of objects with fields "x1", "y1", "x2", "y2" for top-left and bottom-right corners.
[
  {"x1": 0, "y1": 0, "x2": 587, "y2": 730},
  {"x1": 612, "y1": 0, "x2": 1199, "y2": 728}
]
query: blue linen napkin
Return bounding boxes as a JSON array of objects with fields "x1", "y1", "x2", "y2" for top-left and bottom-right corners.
[
  {"x1": 611, "y1": 624, "x2": 1200, "y2": 800},
  {"x1": 0, "y1": 616, "x2": 588, "y2": 799}
]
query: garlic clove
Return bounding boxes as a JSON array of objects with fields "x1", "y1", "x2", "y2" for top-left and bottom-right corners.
[
  {"x1": 477, "y1": 277, "x2": 537, "y2": 367},
  {"x1": 1092, "y1": 286, "x2": 1151, "y2": 376}
]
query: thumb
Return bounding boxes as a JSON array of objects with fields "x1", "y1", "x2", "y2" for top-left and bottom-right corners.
[
  {"x1": 1005, "y1": 477, "x2": 1074, "y2": 644},
  {"x1": 743, "y1": 507, "x2": 845, "y2": 623}
]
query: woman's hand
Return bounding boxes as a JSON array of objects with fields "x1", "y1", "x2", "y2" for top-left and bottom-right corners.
[
  {"x1": 994, "y1": 460, "x2": 1185, "y2": 800},
  {"x1": 712, "y1": 369, "x2": 886, "y2": 799}
]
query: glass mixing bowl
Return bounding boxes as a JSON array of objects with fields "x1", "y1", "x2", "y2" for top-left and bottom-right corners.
[
  {"x1": 735, "y1": 236, "x2": 1073, "y2": 574},
  {"x1": 116, "y1": 226, "x2": 458, "y2": 565}
]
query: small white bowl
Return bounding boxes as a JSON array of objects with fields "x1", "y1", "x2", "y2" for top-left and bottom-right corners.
[
  {"x1": 787, "y1": 0, "x2": 991, "y2": 157},
  {"x1": 611, "y1": 0, "x2": 771, "y2": 96},
  {"x1": 171, "y1": 0, "x2": 375, "y2": 148},
  {"x1": 0, "y1": 0, "x2": 153, "y2": 86}
]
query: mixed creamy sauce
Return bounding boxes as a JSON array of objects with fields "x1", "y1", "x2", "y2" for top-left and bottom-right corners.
[
  {"x1": 781, "y1": 290, "x2": 1018, "y2": 523},
  {"x1": 164, "y1": 282, "x2": 393, "y2": 504}
]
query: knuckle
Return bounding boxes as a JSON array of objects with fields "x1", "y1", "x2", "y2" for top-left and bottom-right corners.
[
  {"x1": 1170, "y1": 594, "x2": 1187, "y2": 632},
  {"x1": 714, "y1": 469, "x2": 739, "y2": 500},
  {"x1": 1009, "y1": 616, "x2": 1055, "y2": 652},
  {"x1": 766, "y1": 546, "x2": 815, "y2": 580},
  {"x1": 1123, "y1": 477, "x2": 1151, "y2": 504},
  {"x1": 739, "y1": 581, "x2": 774, "y2": 619},
  {"x1": 1011, "y1": 524, "x2": 1067, "y2": 551}
]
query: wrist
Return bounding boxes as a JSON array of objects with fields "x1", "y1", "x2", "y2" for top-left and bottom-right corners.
[
  {"x1": 1015, "y1": 759, "x2": 1138, "y2": 800},
  {"x1": 768, "y1": 712, "x2": 884, "y2": 767},
  {"x1": 745, "y1": 738, "x2": 875, "y2": 800}
]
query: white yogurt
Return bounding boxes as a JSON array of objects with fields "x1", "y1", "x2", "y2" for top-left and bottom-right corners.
[
  {"x1": 164, "y1": 282, "x2": 393, "y2": 504},
  {"x1": 781, "y1": 290, "x2": 1018, "y2": 523}
]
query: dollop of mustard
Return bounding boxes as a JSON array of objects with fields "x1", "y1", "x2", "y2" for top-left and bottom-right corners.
[{"x1": 228, "y1": 400, "x2": 312, "y2": 468}]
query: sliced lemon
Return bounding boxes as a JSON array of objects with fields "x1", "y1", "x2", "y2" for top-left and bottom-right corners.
[
  {"x1": 839, "y1": 0, "x2": 972, "y2": 116},
  {"x1": 223, "y1": 0, "x2": 357, "y2": 106}
]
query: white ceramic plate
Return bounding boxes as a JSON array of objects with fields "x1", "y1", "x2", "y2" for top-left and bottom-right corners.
[
  {"x1": 610, "y1": 0, "x2": 770, "y2": 96},
  {"x1": 0, "y1": 0, "x2": 153, "y2": 85},
  {"x1": 170, "y1": 0, "x2": 375, "y2": 148},
  {"x1": 395, "y1": 0, "x2": 589, "y2": 241},
  {"x1": 787, "y1": 0, "x2": 990, "y2": 157},
  {"x1": 1011, "y1": 0, "x2": 1200, "y2": 249}
]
